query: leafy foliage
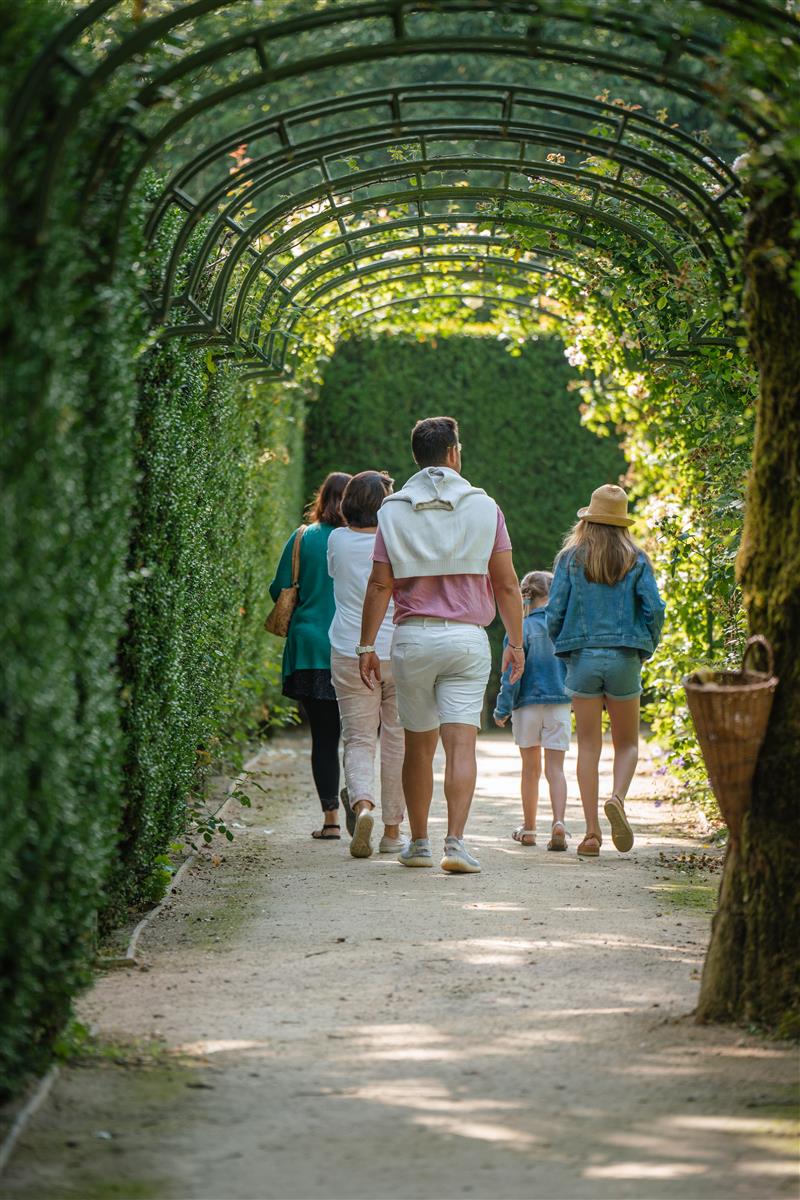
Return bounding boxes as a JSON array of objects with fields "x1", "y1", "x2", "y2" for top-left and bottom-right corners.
[
  {"x1": 479, "y1": 105, "x2": 756, "y2": 808},
  {"x1": 105, "y1": 343, "x2": 303, "y2": 924},
  {"x1": 0, "y1": 0, "x2": 144, "y2": 1098},
  {"x1": 0, "y1": 5, "x2": 305, "y2": 1095}
]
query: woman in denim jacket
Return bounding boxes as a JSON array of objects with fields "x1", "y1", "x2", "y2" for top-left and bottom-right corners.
[
  {"x1": 494, "y1": 571, "x2": 571, "y2": 852},
  {"x1": 547, "y1": 485, "x2": 665, "y2": 857}
]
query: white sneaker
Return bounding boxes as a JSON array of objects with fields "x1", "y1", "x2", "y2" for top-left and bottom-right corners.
[
  {"x1": 378, "y1": 834, "x2": 407, "y2": 854},
  {"x1": 349, "y1": 808, "x2": 374, "y2": 858},
  {"x1": 398, "y1": 838, "x2": 433, "y2": 867},
  {"x1": 441, "y1": 836, "x2": 481, "y2": 874}
]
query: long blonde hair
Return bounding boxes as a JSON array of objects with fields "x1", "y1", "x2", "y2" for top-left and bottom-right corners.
[{"x1": 558, "y1": 520, "x2": 642, "y2": 585}]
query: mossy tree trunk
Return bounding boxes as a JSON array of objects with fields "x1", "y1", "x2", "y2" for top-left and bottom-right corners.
[{"x1": 696, "y1": 180, "x2": 800, "y2": 1031}]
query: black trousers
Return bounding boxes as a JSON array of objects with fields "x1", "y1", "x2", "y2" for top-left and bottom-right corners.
[{"x1": 301, "y1": 698, "x2": 341, "y2": 812}]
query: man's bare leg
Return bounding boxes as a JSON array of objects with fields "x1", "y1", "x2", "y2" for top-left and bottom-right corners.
[
  {"x1": 440, "y1": 722, "x2": 479, "y2": 838},
  {"x1": 402, "y1": 728, "x2": 439, "y2": 841}
]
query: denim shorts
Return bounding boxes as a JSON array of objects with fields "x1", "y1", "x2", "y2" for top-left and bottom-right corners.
[{"x1": 564, "y1": 647, "x2": 642, "y2": 701}]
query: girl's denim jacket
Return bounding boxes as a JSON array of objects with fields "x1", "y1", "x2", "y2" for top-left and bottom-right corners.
[
  {"x1": 546, "y1": 549, "x2": 666, "y2": 659},
  {"x1": 494, "y1": 608, "x2": 569, "y2": 718}
]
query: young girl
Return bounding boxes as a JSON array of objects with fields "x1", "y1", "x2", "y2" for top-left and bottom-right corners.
[
  {"x1": 547, "y1": 485, "x2": 666, "y2": 857},
  {"x1": 494, "y1": 570, "x2": 571, "y2": 852}
]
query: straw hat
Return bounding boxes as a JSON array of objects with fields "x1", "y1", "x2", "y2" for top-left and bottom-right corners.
[{"x1": 577, "y1": 484, "x2": 634, "y2": 528}]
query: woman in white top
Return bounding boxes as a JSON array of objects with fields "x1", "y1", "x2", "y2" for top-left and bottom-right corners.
[{"x1": 328, "y1": 471, "x2": 406, "y2": 859}]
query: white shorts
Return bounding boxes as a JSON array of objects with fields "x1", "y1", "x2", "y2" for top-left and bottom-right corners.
[
  {"x1": 391, "y1": 619, "x2": 491, "y2": 732},
  {"x1": 511, "y1": 703, "x2": 572, "y2": 751}
]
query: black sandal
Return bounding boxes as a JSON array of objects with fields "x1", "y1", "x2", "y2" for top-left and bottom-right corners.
[{"x1": 311, "y1": 824, "x2": 341, "y2": 840}]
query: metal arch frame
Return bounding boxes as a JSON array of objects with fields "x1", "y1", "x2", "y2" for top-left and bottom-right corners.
[
  {"x1": 14, "y1": 0, "x2": 776, "y2": 231},
  {"x1": 261, "y1": 239, "x2": 586, "y2": 317},
  {"x1": 146, "y1": 80, "x2": 735, "y2": 234},
  {"x1": 141, "y1": 80, "x2": 736, "y2": 254},
  {"x1": 247, "y1": 240, "x2": 632, "y2": 357},
  {"x1": 147, "y1": 88, "x2": 736, "y2": 322},
  {"x1": 265, "y1": 287, "x2": 572, "y2": 376},
  {"x1": 194, "y1": 178, "x2": 694, "y2": 357},
  {"x1": 264, "y1": 254, "x2": 584, "y2": 361},
  {"x1": 234, "y1": 281, "x2": 565, "y2": 383},
  {"x1": 8, "y1": 0, "x2": 797, "y2": 374},
  {"x1": 17, "y1": 0, "x2": 795, "y2": 151},
  {"x1": 168, "y1": 237, "x2": 588, "y2": 343}
]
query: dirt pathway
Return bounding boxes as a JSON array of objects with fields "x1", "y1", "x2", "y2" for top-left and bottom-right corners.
[{"x1": 2, "y1": 734, "x2": 797, "y2": 1200}]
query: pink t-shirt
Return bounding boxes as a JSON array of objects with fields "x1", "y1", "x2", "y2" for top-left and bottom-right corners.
[{"x1": 373, "y1": 508, "x2": 512, "y2": 626}]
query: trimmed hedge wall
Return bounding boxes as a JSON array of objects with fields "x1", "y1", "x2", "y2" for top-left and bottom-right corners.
[
  {"x1": 0, "y1": 7, "x2": 304, "y2": 1096},
  {"x1": 1, "y1": 3, "x2": 142, "y2": 1094},
  {"x1": 307, "y1": 333, "x2": 626, "y2": 697},
  {"x1": 308, "y1": 334, "x2": 625, "y2": 568},
  {"x1": 109, "y1": 345, "x2": 303, "y2": 921}
]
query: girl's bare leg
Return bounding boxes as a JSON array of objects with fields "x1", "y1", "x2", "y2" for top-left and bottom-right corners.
[
  {"x1": 572, "y1": 697, "x2": 604, "y2": 840},
  {"x1": 519, "y1": 746, "x2": 541, "y2": 833},
  {"x1": 543, "y1": 749, "x2": 567, "y2": 825},
  {"x1": 604, "y1": 695, "x2": 640, "y2": 802}
]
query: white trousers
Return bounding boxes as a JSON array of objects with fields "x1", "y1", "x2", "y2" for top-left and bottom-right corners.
[{"x1": 330, "y1": 652, "x2": 406, "y2": 826}]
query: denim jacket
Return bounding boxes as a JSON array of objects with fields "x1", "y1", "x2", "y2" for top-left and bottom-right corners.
[
  {"x1": 494, "y1": 608, "x2": 570, "y2": 717},
  {"x1": 546, "y1": 550, "x2": 666, "y2": 659}
]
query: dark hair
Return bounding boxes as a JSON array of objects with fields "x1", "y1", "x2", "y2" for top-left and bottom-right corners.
[
  {"x1": 411, "y1": 416, "x2": 459, "y2": 467},
  {"x1": 341, "y1": 471, "x2": 394, "y2": 527},
  {"x1": 306, "y1": 472, "x2": 351, "y2": 527}
]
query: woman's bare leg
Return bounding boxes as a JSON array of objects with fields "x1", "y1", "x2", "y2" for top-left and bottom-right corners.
[
  {"x1": 572, "y1": 697, "x2": 604, "y2": 840},
  {"x1": 604, "y1": 695, "x2": 640, "y2": 802}
]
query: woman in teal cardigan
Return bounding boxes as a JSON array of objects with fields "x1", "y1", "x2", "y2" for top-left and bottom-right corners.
[{"x1": 270, "y1": 472, "x2": 351, "y2": 839}]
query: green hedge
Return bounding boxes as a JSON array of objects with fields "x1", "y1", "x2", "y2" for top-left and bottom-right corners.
[
  {"x1": 0, "y1": 1, "x2": 145, "y2": 1096},
  {"x1": 0, "y1": 6, "x2": 304, "y2": 1095},
  {"x1": 108, "y1": 345, "x2": 303, "y2": 921},
  {"x1": 307, "y1": 333, "x2": 625, "y2": 699}
]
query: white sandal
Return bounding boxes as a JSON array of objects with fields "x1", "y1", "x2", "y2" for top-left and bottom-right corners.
[
  {"x1": 512, "y1": 827, "x2": 536, "y2": 846},
  {"x1": 547, "y1": 821, "x2": 569, "y2": 852}
]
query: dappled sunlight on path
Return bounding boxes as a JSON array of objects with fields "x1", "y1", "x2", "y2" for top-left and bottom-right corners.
[{"x1": 2, "y1": 734, "x2": 797, "y2": 1200}]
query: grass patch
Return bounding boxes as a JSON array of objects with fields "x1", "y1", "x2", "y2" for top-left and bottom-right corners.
[{"x1": 648, "y1": 879, "x2": 718, "y2": 913}]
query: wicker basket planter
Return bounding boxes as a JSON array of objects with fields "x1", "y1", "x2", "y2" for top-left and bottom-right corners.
[{"x1": 683, "y1": 636, "x2": 778, "y2": 841}]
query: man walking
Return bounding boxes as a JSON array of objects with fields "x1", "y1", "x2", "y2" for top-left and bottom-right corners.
[{"x1": 357, "y1": 416, "x2": 524, "y2": 873}]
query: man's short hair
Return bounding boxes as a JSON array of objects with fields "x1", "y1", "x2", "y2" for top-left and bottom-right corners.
[{"x1": 411, "y1": 416, "x2": 459, "y2": 467}]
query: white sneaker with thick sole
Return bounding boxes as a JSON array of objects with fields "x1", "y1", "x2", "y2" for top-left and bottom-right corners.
[
  {"x1": 378, "y1": 834, "x2": 407, "y2": 854},
  {"x1": 349, "y1": 808, "x2": 375, "y2": 858},
  {"x1": 441, "y1": 836, "x2": 481, "y2": 874},
  {"x1": 398, "y1": 838, "x2": 433, "y2": 867}
]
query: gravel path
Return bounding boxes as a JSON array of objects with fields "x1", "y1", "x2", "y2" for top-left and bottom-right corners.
[{"x1": 2, "y1": 733, "x2": 797, "y2": 1200}]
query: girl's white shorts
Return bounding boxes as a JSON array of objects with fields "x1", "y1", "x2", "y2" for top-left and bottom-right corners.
[{"x1": 511, "y1": 703, "x2": 572, "y2": 751}]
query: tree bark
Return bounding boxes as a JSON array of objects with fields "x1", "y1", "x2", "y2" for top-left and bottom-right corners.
[{"x1": 696, "y1": 181, "x2": 800, "y2": 1031}]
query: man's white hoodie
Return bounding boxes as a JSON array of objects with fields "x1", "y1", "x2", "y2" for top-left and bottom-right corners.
[{"x1": 377, "y1": 466, "x2": 498, "y2": 580}]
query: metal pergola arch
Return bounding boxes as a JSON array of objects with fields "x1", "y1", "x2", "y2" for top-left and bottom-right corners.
[
  {"x1": 145, "y1": 82, "x2": 736, "y2": 295},
  {"x1": 247, "y1": 240, "x2": 637, "y2": 371},
  {"x1": 8, "y1": 0, "x2": 798, "y2": 378},
  {"x1": 146, "y1": 92, "x2": 735, "y2": 345},
  {"x1": 264, "y1": 256, "x2": 581, "y2": 368}
]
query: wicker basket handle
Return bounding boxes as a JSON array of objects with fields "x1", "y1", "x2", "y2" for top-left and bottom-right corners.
[{"x1": 742, "y1": 634, "x2": 775, "y2": 677}]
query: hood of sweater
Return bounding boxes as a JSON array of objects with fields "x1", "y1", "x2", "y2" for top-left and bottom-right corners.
[{"x1": 383, "y1": 467, "x2": 486, "y2": 512}]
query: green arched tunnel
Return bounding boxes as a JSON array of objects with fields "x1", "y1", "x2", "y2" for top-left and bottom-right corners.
[{"x1": 1, "y1": 0, "x2": 799, "y2": 1097}]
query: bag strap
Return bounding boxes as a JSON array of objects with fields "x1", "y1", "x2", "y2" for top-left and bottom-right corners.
[{"x1": 290, "y1": 524, "x2": 308, "y2": 588}]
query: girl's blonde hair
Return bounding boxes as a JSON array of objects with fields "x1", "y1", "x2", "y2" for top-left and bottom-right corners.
[
  {"x1": 520, "y1": 570, "x2": 553, "y2": 605},
  {"x1": 558, "y1": 520, "x2": 643, "y2": 586}
]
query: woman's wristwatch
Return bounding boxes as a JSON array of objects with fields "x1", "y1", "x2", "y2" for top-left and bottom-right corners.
[{"x1": 355, "y1": 644, "x2": 376, "y2": 655}]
